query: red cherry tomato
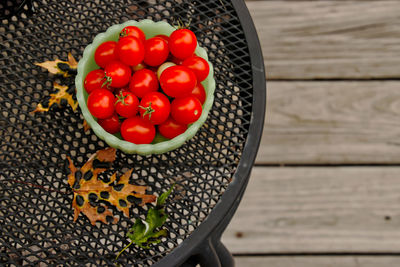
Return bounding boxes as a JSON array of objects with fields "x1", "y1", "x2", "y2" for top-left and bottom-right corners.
[
  {"x1": 84, "y1": 69, "x2": 105, "y2": 94},
  {"x1": 171, "y1": 96, "x2": 202, "y2": 124},
  {"x1": 98, "y1": 113, "x2": 121, "y2": 134},
  {"x1": 155, "y1": 34, "x2": 169, "y2": 43},
  {"x1": 94, "y1": 41, "x2": 118, "y2": 68},
  {"x1": 116, "y1": 36, "x2": 145, "y2": 66},
  {"x1": 190, "y1": 83, "x2": 206, "y2": 104},
  {"x1": 143, "y1": 37, "x2": 169, "y2": 67},
  {"x1": 169, "y1": 29, "x2": 197, "y2": 59},
  {"x1": 104, "y1": 61, "x2": 131, "y2": 88},
  {"x1": 129, "y1": 69, "x2": 158, "y2": 98},
  {"x1": 139, "y1": 92, "x2": 170, "y2": 125},
  {"x1": 119, "y1": 26, "x2": 146, "y2": 43},
  {"x1": 87, "y1": 89, "x2": 115, "y2": 119},
  {"x1": 158, "y1": 117, "x2": 187, "y2": 139},
  {"x1": 182, "y1": 56, "x2": 210, "y2": 82},
  {"x1": 115, "y1": 91, "x2": 139, "y2": 118},
  {"x1": 159, "y1": 66, "x2": 197, "y2": 98},
  {"x1": 120, "y1": 116, "x2": 156, "y2": 144}
]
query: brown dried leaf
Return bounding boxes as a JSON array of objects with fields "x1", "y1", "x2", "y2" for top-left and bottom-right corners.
[
  {"x1": 96, "y1": 147, "x2": 117, "y2": 162},
  {"x1": 35, "y1": 59, "x2": 65, "y2": 76},
  {"x1": 67, "y1": 52, "x2": 78, "y2": 69},
  {"x1": 73, "y1": 197, "x2": 116, "y2": 225},
  {"x1": 107, "y1": 169, "x2": 156, "y2": 217},
  {"x1": 83, "y1": 120, "x2": 90, "y2": 132},
  {"x1": 80, "y1": 147, "x2": 116, "y2": 173},
  {"x1": 35, "y1": 53, "x2": 78, "y2": 77},
  {"x1": 67, "y1": 156, "x2": 77, "y2": 188},
  {"x1": 67, "y1": 148, "x2": 155, "y2": 225},
  {"x1": 31, "y1": 103, "x2": 48, "y2": 113},
  {"x1": 31, "y1": 82, "x2": 77, "y2": 114}
]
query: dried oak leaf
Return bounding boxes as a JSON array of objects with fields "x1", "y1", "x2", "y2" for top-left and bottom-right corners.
[
  {"x1": 31, "y1": 82, "x2": 77, "y2": 113},
  {"x1": 35, "y1": 52, "x2": 78, "y2": 77},
  {"x1": 67, "y1": 148, "x2": 156, "y2": 225}
]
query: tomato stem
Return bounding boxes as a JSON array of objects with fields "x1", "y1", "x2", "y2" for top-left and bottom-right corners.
[
  {"x1": 173, "y1": 17, "x2": 192, "y2": 29},
  {"x1": 119, "y1": 28, "x2": 128, "y2": 38},
  {"x1": 139, "y1": 102, "x2": 154, "y2": 120},
  {"x1": 101, "y1": 76, "x2": 112, "y2": 88},
  {"x1": 116, "y1": 91, "x2": 128, "y2": 105}
]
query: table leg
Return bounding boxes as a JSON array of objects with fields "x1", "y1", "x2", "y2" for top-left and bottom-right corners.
[{"x1": 180, "y1": 238, "x2": 234, "y2": 267}]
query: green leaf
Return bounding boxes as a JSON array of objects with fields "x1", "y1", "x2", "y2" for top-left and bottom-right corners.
[
  {"x1": 146, "y1": 207, "x2": 167, "y2": 229},
  {"x1": 127, "y1": 208, "x2": 167, "y2": 249},
  {"x1": 152, "y1": 229, "x2": 168, "y2": 239},
  {"x1": 115, "y1": 186, "x2": 175, "y2": 263},
  {"x1": 121, "y1": 185, "x2": 174, "y2": 252},
  {"x1": 157, "y1": 184, "x2": 175, "y2": 207},
  {"x1": 127, "y1": 219, "x2": 146, "y2": 241}
]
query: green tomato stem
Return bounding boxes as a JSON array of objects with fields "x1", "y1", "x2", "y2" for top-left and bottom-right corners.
[
  {"x1": 101, "y1": 75, "x2": 112, "y2": 89},
  {"x1": 116, "y1": 91, "x2": 128, "y2": 105},
  {"x1": 139, "y1": 102, "x2": 154, "y2": 120}
]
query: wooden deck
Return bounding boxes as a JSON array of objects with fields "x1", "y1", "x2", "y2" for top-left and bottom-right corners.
[{"x1": 222, "y1": 1, "x2": 400, "y2": 266}]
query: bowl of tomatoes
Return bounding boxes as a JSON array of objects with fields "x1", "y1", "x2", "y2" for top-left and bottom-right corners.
[{"x1": 75, "y1": 19, "x2": 215, "y2": 155}]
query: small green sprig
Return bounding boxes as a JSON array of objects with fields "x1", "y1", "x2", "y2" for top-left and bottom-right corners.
[{"x1": 115, "y1": 185, "x2": 174, "y2": 262}]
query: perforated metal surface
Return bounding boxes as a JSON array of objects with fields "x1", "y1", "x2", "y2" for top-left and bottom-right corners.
[{"x1": 0, "y1": 0, "x2": 256, "y2": 266}]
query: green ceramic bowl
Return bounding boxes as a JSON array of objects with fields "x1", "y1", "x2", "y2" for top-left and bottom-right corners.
[{"x1": 75, "y1": 20, "x2": 215, "y2": 155}]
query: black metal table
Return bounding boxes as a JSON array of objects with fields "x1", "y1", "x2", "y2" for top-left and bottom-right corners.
[{"x1": 0, "y1": 0, "x2": 265, "y2": 266}]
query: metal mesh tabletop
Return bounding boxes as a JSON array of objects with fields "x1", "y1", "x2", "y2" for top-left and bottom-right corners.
[{"x1": 0, "y1": 0, "x2": 265, "y2": 266}]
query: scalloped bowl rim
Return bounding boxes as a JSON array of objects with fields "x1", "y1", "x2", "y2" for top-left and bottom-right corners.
[{"x1": 75, "y1": 20, "x2": 215, "y2": 155}]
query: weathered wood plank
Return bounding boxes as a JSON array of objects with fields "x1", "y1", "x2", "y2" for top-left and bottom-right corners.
[
  {"x1": 222, "y1": 166, "x2": 400, "y2": 253},
  {"x1": 247, "y1": 1, "x2": 400, "y2": 79},
  {"x1": 234, "y1": 256, "x2": 400, "y2": 267},
  {"x1": 256, "y1": 81, "x2": 400, "y2": 165}
]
